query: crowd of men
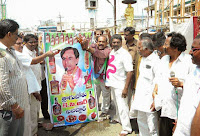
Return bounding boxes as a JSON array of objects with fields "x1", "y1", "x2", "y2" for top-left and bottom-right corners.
[
  {"x1": 81, "y1": 26, "x2": 200, "y2": 136},
  {"x1": 0, "y1": 19, "x2": 55, "y2": 136},
  {"x1": 1, "y1": 18, "x2": 200, "y2": 136}
]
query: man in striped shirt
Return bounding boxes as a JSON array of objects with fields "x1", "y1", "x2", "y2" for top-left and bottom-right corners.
[{"x1": 0, "y1": 19, "x2": 29, "y2": 136}]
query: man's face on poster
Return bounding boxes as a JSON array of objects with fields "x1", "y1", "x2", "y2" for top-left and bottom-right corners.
[{"x1": 62, "y1": 49, "x2": 79, "y2": 74}]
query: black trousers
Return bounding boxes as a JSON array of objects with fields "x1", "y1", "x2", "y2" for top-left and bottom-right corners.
[
  {"x1": 159, "y1": 117, "x2": 175, "y2": 136},
  {"x1": 41, "y1": 78, "x2": 49, "y2": 117}
]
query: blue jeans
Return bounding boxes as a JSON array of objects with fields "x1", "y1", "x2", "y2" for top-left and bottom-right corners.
[{"x1": 0, "y1": 110, "x2": 24, "y2": 136}]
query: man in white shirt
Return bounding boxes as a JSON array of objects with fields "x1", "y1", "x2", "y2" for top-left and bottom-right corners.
[
  {"x1": 152, "y1": 32, "x2": 166, "y2": 59},
  {"x1": 131, "y1": 37, "x2": 159, "y2": 136},
  {"x1": 154, "y1": 32, "x2": 193, "y2": 136},
  {"x1": 106, "y1": 34, "x2": 133, "y2": 136},
  {"x1": 13, "y1": 35, "x2": 55, "y2": 135},
  {"x1": 22, "y1": 34, "x2": 43, "y2": 136},
  {"x1": 173, "y1": 34, "x2": 200, "y2": 136}
]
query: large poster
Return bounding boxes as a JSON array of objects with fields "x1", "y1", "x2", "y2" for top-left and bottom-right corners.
[{"x1": 44, "y1": 32, "x2": 98, "y2": 127}]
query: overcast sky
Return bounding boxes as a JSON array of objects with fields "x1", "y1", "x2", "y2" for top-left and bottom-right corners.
[{"x1": 6, "y1": 0, "x2": 148, "y2": 29}]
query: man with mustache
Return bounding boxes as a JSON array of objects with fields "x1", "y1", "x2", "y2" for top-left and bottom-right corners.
[
  {"x1": 123, "y1": 27, "x2": 137, "y2": 106},
  {"x1": 0, "y1": 19, "x2": 29, "y2": 136},
  {"x1": 80, "y1": 35, "x2": 112, "y2": 118},
  {"x1": 153, "y1": 32, "x2": 194, "y2": 136},
  {"x1": 106, "y1": 34, "x2": 133, "y2": 136}
]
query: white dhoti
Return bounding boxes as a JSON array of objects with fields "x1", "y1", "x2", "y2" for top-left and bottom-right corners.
[
  {"x1": 137, "y1": 111, "x2": 159, "y2": 136},
  {"x1": 111, "y1": 87, "x2": 132, "y2": 133}
]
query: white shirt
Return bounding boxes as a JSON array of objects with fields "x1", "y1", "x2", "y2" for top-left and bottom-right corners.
[
  {"x1": 15, "y1": 50, "x2": 41, "y2": 94},
  {"x1": 23, "y1": 46, "x2": 42, "y2": 88},
  {"x1": 173, "y1": 66, "x2": 200, "y2": 136},
  {"x1": 156, "y1": 52, "x2": 194, "y2": 120},
  {"x1": 105, "y1": 47, "x2": 133, "y2": 90},
  {"x1": 133, "y1": 52, "x2": 160, "y2": 113}
]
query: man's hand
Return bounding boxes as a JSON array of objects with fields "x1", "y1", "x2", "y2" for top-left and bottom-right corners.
[
  {"x1": 40, "y1": 60, "x2": 45, "y2": 64},
  {"x1": 122, "y1": 88, "x2": 128, "y2": 98},
  {"x1": 172, "y1": 120, "x2": 177, "y2": 133},
  {"x1": 62, "y1": 74, "x2": 75, "y2": 91},
  {"x1": 78, "y1": 39, "x2": 89, "y2": 50},
  {"x1": 152, "y1": 91, "x2": 157, "y2": 99},
  {"x1": 11, "y1": 104, "x2": 24, "y2": 119},
  {"x1": 150, "y1": 101, "x2": 156, "y2": 112},
  {"x1": 46, "y1": 51, "x2": 55, "y2": 57},
  {"x1": 169, "y1": 77, "x2": 183, "y2": 88},
  {"x1": 33, "y1": 92, "x2": 42, "y2": 101}
]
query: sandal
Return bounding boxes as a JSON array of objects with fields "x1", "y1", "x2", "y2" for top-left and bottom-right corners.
[
  {"x1": 119, "y1": 130, "x2": 129, "y2": 136},
  {"x1": 109, "y1": 119, "x2": 119, "y2": 124}
]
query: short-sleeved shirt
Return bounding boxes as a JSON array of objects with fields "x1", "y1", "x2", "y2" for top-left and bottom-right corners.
[
  {"x1": 132, "y1": 52, "x2": 160, "y2": 113},
  {"x1": 105, "y1": 47, "x2": 133, "y2": 90},
  {"x1": 15, "y1": 50, "x2": 41, "y2": 94},
  {"x1": 23, "y1": 46, "x2": 42, "y2": 88},
  {"x1": 157, "y1": 53, "x2": 194, "y2": 120}
]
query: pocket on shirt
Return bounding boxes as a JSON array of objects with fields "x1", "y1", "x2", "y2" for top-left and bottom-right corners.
[{"x1": 143, "y1": 68, "x2": 153, "y2": 81}]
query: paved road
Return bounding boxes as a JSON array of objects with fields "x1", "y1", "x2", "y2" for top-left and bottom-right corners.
[
  {"x1": 38, "y1": 118, "x2": 139, "y2": 136},
  {"x1": 38, "y1": 97, "x2": 139, "y2": 136}
]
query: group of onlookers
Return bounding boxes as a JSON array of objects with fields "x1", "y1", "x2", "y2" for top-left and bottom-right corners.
[
  {"x1": 83, "y1": 26, "x2": 200, "y2": 136},
  {"x1": 1, "y1": 18, "x2": 200, "y2": 136}
]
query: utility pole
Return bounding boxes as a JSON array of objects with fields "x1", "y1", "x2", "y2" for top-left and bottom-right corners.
[
  {"x1": 57, "y1": 13, "x2": 63, "y2": 32},
  {"x1": 114, "y1": 0, "x2": 116, "y2": 34}
]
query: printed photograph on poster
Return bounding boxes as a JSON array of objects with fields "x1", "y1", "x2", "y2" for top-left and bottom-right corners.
[{"x1": 44, "y1": 32, "x2": 98, "y2": 127}]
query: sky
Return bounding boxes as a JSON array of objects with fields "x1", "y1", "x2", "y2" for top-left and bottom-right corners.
[{"x1": 6, "y1": 0, "x2": 148, "y2": 29}]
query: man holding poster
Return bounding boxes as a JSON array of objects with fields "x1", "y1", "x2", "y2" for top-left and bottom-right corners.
[{"x1": 79, "y1": 35, "x2": 112, "y2": 118}]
